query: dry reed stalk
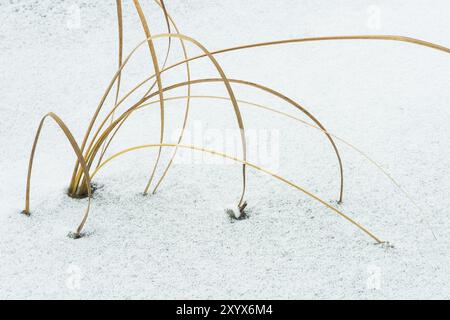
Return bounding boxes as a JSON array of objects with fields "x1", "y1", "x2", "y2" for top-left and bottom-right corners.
[
  {"x1": 132, "y1": 0, "x2": 167, "y2": 195},
  {"x1": 90, "y1": 143, "x2": 383, "y2": 244}
]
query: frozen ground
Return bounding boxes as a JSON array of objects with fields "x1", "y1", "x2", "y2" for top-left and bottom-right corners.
[{"x1": 0, "y1": 0, "x2": 449, "y2": 299}]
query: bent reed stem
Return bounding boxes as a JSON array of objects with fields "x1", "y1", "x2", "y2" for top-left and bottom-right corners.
[
  {"x1": 69, "y1": 34, "x2": 450, "y2": 197},
  {"x1": 91, "y1": 143, "x2": 384, "y2": 244}
]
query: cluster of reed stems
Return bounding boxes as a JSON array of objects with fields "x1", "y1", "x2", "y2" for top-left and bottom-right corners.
[{"x1": 22, "y1": 0, "x2": 449, "y2": 242}]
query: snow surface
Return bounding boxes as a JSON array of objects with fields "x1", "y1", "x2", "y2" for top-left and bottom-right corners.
[{"x1": 0, "y1": 0, "x2": 449, "y2": 299}]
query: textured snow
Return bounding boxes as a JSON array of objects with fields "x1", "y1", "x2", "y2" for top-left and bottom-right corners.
[{"x1": 0, "y1": 0, "x2": 449, "y2": 299}]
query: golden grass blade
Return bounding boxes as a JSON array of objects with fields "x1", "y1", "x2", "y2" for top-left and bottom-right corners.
[
  {"x1": 132, "y1": 0, "x2": 166, "y2": 195},
  {"x1": 76, "y1": 76, "x2": 436, "y2": 240},
  {"x1": 91, "y1": 143, "x2": 383, "y2": 244},
  {"x1": 76, "y1": 31, "x2": 450, "y2": 197},
  {"x1": 94, "y1": 0, "x2": 176, "y2": 171},
  {"x1": 95, "y1": 0, "x2": 190, "y2": 192},
  {"x1": 146, "y1": 77, "x2": 344, "y2": 198},
  {"x1": 105, "y1": 34, "x2": 450, "y2": 117},
  {"x1": 76, "y1": 75, "x2": 344, "y2": 202},
  {"x1": 98, "y1": 0, "x2": 124, "y2": 161},
  {"x1": 142, "y1": 0, "x2": 172, "y2": 97},
  {"x1": 68, "y1": 33, "x2": 156, "y2": 195},
  {"x1": 70, "y1": 33, "x2": 450, "y2": 195},
  {"x1": 23, "y1": 112, "x2": 92, "y2": 238},
  {"x1": 150, "y1": 0, "x2": 192, "y2": 196},
  {"x1": 70, "y1": 32, "x2": 450, "y2": 196},
  {"x1": 133, "y1": 1, "x2": 173, "y2": 100},
  {"x1": 71, "y1": 34, "x2": 248, "y2": 209},
  {"x1": 157, "y1": 35, "x2": 450, "y2": 76},
  {"x1": 181, "y1": 78, "x2": 344, "y2": 203},
  {"x1": 158, "y1": 0, "x2": 172, "y2": 69},
  {"x1": 69, "y1": 2, "x2": 170, "y2": 196},
  {"x1": 136, "y1": 94, "x2": 437, "y2": 239},
  {"x1": 113, "y1": 0, "x2": 124, "y2": 114}
]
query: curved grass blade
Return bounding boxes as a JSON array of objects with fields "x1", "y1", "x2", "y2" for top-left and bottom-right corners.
[
  {"x1": 132, "y1": 0, "x2": 166, "y2": 195},
  {"x1": 136, "y1": 94, "x2": 437, "y2": 239},
  {"x1": 70, "y1": 33, "x2": 450, "y2": 195},
  {"x1": 70, "y1": 33, "x2": 450, "y2": 196},
  {"x1": 23, "y1": 112, "x2": 92, "y2": 238},
  {"x1": 91, "y1": 143, "x2": 384, "y2": 244},
  {"x1": 130, "y1": 77, "x2": 345, "y2": 200},
  {"x1": 72, "y1": 34, "x2": 248, "y2": 209},
  {"x1": 150, "y1": 0, "x2": 192, "y2": 196},
  {"x1": 95, "y1": 0, "x2": 176, "y2": 170},
  {"x1": 157, "y1": 35, "x2": 450, "y2": 76},
  {"x1": 113, "y1": 0, "x2": 124, "y2": 116},
  {"x1": 95, "y1": 0, "x2": 192, "y2": 192},
  {"x1": 98, "y1": 0, "x2": 124, "y2": 161}
]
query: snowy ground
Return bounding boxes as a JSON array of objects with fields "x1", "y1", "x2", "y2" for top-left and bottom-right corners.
[{"x1": 0, "y1": 0, "x2": 449, "y2": 299}]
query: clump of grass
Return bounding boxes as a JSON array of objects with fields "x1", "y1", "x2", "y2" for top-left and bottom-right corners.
[{"x1": 22, "y1": 0, "x2": 449, "y2": 242}]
